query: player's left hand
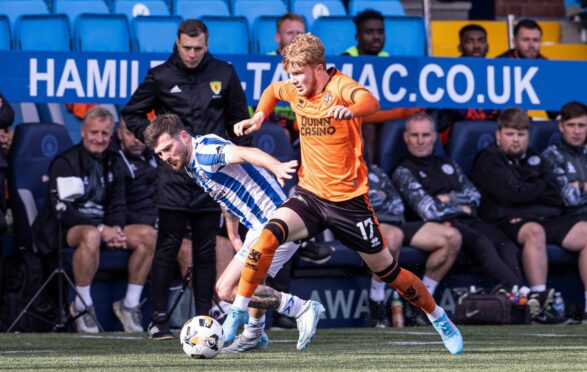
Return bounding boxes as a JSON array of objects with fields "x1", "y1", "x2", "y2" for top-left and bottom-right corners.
[
  {"x1": 327, "y1": 105, "x2": 354, "y2": 120},
  {"x1": 274, "y1": 160, "x2": 298, "y2": 187}
]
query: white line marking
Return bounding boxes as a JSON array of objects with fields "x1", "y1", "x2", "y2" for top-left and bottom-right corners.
[{"x1": 79, "y1": 335, "x2": 143, "y2": 340}]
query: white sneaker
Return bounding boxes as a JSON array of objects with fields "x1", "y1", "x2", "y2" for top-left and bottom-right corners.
[
  {"x1": 295, "y1": 300, "x2": 325, "y2": 351},
  {"x1": 113, "y1": 300, "x2": 144, "y2": 333},
  {"x1": 69, "y1": 303, "x2": 99, "y2": 334}
]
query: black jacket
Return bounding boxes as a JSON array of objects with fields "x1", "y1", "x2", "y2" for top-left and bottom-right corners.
[
  {"x1": 470, "y1": 143, "x2": 562, "y2": 223},
  {"x1": 392, "y1": 154, "x2": 481, "y2": 222},
  {"x1": 0, "y1": 93, "x2": 14, "y2": 169},
  {"x1": 122, "y1": 51, "x2": 250, "y2": 212},
  {"x1": 32, "y1": 144, "x2": 125, "y2": 255},
  {"x1": 542, "y1": 141, "x2": 587, "y2": 214},
  {"x1": 117, "y1": 146, "x2": 158, "y2": 226}
]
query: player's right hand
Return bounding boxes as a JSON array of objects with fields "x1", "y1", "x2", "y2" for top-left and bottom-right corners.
[
  {"x1": 234, "y1": 112, "x2": 264, "y2": 136},
  {"x1": 274, "y1": 159, "x2": 298, "y2": 187}
]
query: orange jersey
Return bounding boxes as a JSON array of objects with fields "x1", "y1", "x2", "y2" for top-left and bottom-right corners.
[{"x1": 261, "y1": 69, "x2": 374, "y2": 201}]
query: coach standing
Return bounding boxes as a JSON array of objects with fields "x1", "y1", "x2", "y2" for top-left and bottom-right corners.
[{"x1": 122, "y1": 19, "x2": 250, "y2": 340}]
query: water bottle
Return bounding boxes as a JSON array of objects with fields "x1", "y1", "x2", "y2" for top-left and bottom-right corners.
[
  {"x1": 391, "y1": 292, "x2": 405, "y2": 328},
  {"x1": 508, "y1": 285, "x2": 519, "y2": 303},
  {"x1": 553, "y1": 292, "x2": 565, "y2": 316}
]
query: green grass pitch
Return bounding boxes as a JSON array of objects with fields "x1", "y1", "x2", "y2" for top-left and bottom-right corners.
[{"x1": 1, "y1": 325, "x2": 586, "y2": 371}]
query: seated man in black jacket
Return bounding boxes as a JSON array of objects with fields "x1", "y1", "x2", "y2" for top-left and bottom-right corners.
[
  {"x1": 34, "y1": 107, "x2": 154, "y2": 333},
  {"x1": 112, "y1": 118, "x2": 157, "y2": 332},
  {"x1": 471, "y1": 108, "x2": 583, "y2": 323},
  {"x1": 392, "y1": 113, "x2": 527, "y2": 296}
]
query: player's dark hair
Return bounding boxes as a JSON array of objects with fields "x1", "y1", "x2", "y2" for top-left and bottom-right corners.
[
  {"x1": 560, "y1": 101, "x2": 587, "y2": 122},
  {"x1": 178, "y1": 19, "x2": 208, "y2": 41},
  {"x1": 514, "y1": 19, "x2": 542, "y2": 37},
  {"x1": 459, "y1": 24, "x2": 487, "y2": 40},
  {"x1": 497, "y1": 108, "x2": 531, "y2": 131},
  {"x1": 353, "y1": 9, "x2": 384, "y2": 32},
  {"x1": 145, "y1": 113, "x2": 185, "y2": 148}
]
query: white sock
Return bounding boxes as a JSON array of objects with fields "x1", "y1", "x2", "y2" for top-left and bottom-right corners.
[
  {"x1": 584, "y1": 291, "x2": 587, "y2": 313},
  {"x1": 277, "y1": 293, "x2": 305, "y2": 318},
  {"x1": 75, "y1": 285, "x2": 93, "y2": 311},
  {"x1": 243, "y1": 314, "x2": 265, "y2": 339},
  {"x1": 530, "y1": 285, "x2": 546, "y2": 293},
  {"x1": 123, "y1": 284, "x2": 144, "y2": 308},
  {"x1": 422, "y1": 276, "x2": 439, "y2": 296},
  {"x1": 370, "y1": 277, "x2": 386, "y2": 302},
  {"x1": 233, "y1": 295, "x2": 250, "y2": 311},
  {"x1": 426, "y1": 305, "x2": 445, "y2": 322}
]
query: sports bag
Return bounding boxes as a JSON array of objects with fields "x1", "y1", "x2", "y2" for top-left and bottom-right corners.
[{"x1": 454, "y1": 293, "x2": 530, "y2": 325}]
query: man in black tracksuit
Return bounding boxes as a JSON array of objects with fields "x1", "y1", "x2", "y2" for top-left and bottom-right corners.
[
  {"x1": 470, "y1": 108, "x2": 585, "y2": 323},
  {"x1": 392, "y1": 112, "x2": 524, "y2": 291},
  {"x1": 122, "y1": 19, "x2": 250, "y2": 339}
]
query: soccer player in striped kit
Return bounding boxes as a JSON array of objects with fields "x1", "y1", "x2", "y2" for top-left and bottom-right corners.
[{"x1": 144, "y1": 113, "x2": 325, "y2": 352}]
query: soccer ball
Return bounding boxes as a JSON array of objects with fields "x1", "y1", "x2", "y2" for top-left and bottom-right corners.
[{"x1": 180, "y1": 316, "x2": 225, "y2": 359}]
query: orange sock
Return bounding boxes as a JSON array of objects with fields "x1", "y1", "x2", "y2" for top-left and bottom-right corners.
[
  {"x1": 391, "y1": 268, "x2": 436, "y2": 313},
  {"x1": 378, "y1": 261, "x2": 436, "y2": 314},
  {"x1": 237, "y1": 229, "x2": 280, "y2": 298}
]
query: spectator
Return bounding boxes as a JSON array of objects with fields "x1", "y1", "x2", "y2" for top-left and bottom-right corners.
[
  {"x1": 435, "y1": 24, "x2": 498, "y2": 144},
  {"x1": 269, "y1": 12, "x2": 305, "y2": 56},
  {"x1": 367, "y1": 164, "x2": 461, "y2": 327},
  {"x1": 470, "y1": 108, "x2": 581, "y2": 323},
  {"x1": 496, "y1": 19, "x2": 555, "y2": 120},
  {"x1": 341, "y1": 9, "x2": 421, "y2": 164},
  {"x1": 392, "y1": 112, "x2": 525, "y2": 292},
  {"x1": 542, "y1": 101, "x2": 587, "y2": 216},
  {"x1": 497, "y1": 19, "x2": 546, "y2": 59},
  {"x1": 33, "y1": 107, "x2": 154, "y2": 333},
  {"x1": 0, "y1": 93, "x2": 14, "y2": 235},
  {"x1": 122, "y1": 19, "x2": 250, "y2": 340},
  {"x1": 112, "y1": 118, "x2": 157, "y2": 332}
]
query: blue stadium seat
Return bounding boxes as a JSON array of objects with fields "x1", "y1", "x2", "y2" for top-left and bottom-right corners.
[
  {"x1": 447, "y1": 120, "x2": 497, "y2": 175},
  {"x1": 132, "y1": 15, "x2": 181, "y2": 52},
  {"x1": 52, "y1": 0, "x2": 109, "y2": 27},
  {"x1": 175, "y1": 0, "x2": 230, "y2": 18},
  {"x1": 348, "y1": 0, "x2": 405, "y2": 16},
  {"x1": 311, "y1": 16, "x2": 355, "y2": 56},
  {"x1": 252, "y1": 122, "x2": 297, "y2": 191},
  {"x1": 112, "y1": 0, "x2": 170, "y2": 20},
  {"x1": 0, "y1": 0, "x2": 49, "y2": 28},
  {"x1": 377, "y1": 120, "x2": 445, "y2": 175},
  {"x1": 15, "y1": 14, "x2": 71, "y2": 51},
  {"x1": 8, "y1": 123, "x2": 73, "y2": 252},
  {"x1": 75, "y1": 14, "x2": 131, "y2": 52},
  {"x1": 0, "y1": 16, "x2": 11, "y2": 50},
  {"x1": 11, "y1": 102, "x2": 41, "y2": 125},
  {"x1": 201, "y1": 16, "x2": 249, "y2": 54},
  {"x1": 233, "y1": 0, "x2": 287, "y2": 33},
  {"x1": 384, "y1": 16, "x2": 426, "y2": 56},
  {"x1": 529, "y1": 120, "x2": 561, "y2": 152},
  {"x1": 292, "y1": 0, "x2": 346, "y2": 29},
  {"x1": 253, "y1": 15, "x2": 278, "y2": 55}
]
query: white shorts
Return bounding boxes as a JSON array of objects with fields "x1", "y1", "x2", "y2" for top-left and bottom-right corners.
[{"x1": 235, "y1": 226, "x2": 299, "y2": 278}]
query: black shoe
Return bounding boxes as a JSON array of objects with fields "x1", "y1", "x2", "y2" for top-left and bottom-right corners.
[
  {"x1": 529, "y1": 290, "x2": 566, "y2": 324},
  {"x1": 271, "y1": 313, "x2": 297, "y2": 330},
  {"x1": 298, "y1": 241, "x2": 334, "y2": 264},
  {"x1": 368, "y1": 299, "x2": 388, "y2": 328},
  {"x1": 147, "y1": 312, "x2": 174, "y2": 340},
  {"x1": 527, "y1": 289, "x2": 554, "y2": 318}
]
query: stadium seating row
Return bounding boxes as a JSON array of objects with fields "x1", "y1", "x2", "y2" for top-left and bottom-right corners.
[
  {"x1": 0, "y1": 13, "x2": 426, "y2": 56},
  {"x1": 0, "y1": 0, "x2": 405, "y2": 30}
]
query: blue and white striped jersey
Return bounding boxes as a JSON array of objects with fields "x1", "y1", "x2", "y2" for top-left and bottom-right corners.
[{"x1": 184, "y1": 134, "x2": 287, "y2": 229}]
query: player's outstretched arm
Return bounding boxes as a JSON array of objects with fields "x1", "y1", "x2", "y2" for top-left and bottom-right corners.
[
  {"x1": 234, "y1": 111, "x2": 265, "y2": 136},
  {"x1": 327, "y1": 89, "x2": 381, "y2": 120},
  {"x1": 234, "y1": 83, "x2": 284, "y2": 136},
  {"x1": 224, "y1": 145, "x2": 298, "y2": 187}
]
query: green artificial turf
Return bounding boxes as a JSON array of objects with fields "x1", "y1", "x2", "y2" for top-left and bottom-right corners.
[{"x1": 0, "y1": 325, "x2": 586, "y2": 371}]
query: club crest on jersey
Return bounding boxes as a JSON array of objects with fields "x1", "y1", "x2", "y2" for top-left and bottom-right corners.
[
  {"x1": 210, "y1": 81, "x2": 222, "y2": 97},
  {"x1": 528, "y1": 155, "x2": 541, "y2": 166},
  {"x1": 296, "y1": 98, "x2": 305, "y2": 107},
  {"x1": 441, "y1": 164, "x2": 455, "y2": 175},
  {"x1": 323, "y1": 91, "x2": 333, "y2": 105}
]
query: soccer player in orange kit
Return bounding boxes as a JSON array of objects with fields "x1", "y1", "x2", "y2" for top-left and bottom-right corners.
[{"x1": 223, "y1": 33, "x2": 463, "y2": 355}]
